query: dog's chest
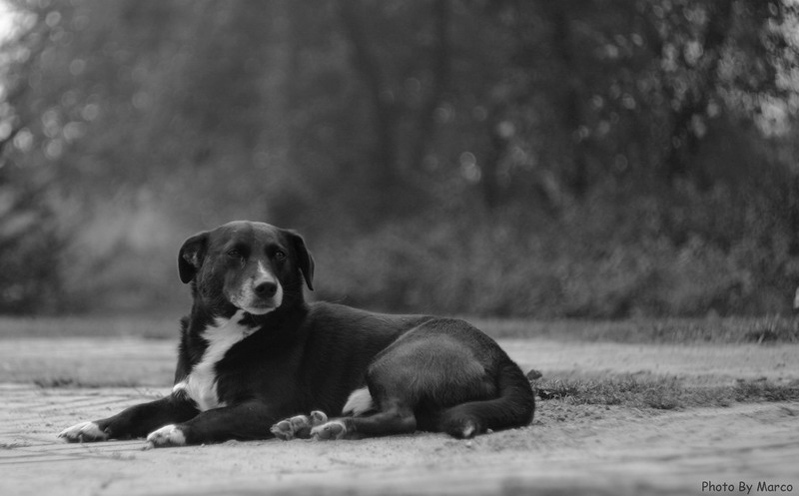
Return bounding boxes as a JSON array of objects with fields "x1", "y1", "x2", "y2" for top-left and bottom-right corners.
[{"x1": 174, "y1": 311, "x2": 256, "y2": 411}]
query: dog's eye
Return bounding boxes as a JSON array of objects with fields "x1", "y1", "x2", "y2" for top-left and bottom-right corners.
[
  {"x1": 274, "y1": 251, "x2": 286, "y2": 261},
  {"x1": 227, "y1": 249, "x2": 243, "y2": 259}
]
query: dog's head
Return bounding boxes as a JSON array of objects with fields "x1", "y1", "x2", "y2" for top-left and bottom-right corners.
[{"x1": 178, "y1": 221, "x2": 314, "y2": 316}]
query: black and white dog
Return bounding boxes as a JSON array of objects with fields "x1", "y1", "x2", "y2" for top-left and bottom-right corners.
[{"x1": 59, "y1": 221, "x2": 534, "y2": 447}]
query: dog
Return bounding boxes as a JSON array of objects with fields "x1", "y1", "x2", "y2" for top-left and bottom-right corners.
[{"x1": 58, "y1": 221, "x2": 534, "y2": 447}]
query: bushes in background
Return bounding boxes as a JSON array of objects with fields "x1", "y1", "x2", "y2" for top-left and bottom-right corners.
[{"x1": 314, "y1": 182, "x2": 798, "y2": 318}]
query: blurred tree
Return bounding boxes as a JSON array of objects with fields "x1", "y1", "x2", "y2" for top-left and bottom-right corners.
[
  {"x1": 0, "y1": 162, "x2": 66, "y2": 313},
  {"x1": 0, "y1": 0, "x2": 797, "y2": 316},
  {"x1": 0, "y1": 0, "x2": 66, "y2": 313}
]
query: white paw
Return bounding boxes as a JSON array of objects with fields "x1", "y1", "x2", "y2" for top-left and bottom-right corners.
[
  {"x1": 58, "y1": 421, "x2": 108, "y2": 443},
  {"x1": 145, "y1": 424, "x2": 186, "y2": 448},
  {"x1": 311, "y1": 420, "x2": 347, "y2": 441},
  {"x1": 271, "y1": 411, "x2": 329, "y2": 440},
  {"x1": 271, "y1": 414, "x2": 309, "y2": 441}
]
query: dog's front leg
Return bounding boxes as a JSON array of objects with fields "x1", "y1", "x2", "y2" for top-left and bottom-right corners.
[
  {"x1": 145, "y1": 400, "x2": 274, "y2": 448},
  {"x1": 59, "y1": 395, "x2": 198, "y2": 442}
]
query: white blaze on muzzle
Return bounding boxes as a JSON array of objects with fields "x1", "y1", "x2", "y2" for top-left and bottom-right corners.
[{"x1": 229, "y1": 261, "x2": 283, "y2": 315}]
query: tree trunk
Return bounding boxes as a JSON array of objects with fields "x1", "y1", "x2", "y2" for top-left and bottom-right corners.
[
  {"x1": 546, "y1": 2, "x2": 589, "y2": 200},
  {"x1": 408, "y1": 0, "x2": 450, "y2": 174},
  {"x1": 336, "y1": 0, "x2": 398, "y2": 191}
]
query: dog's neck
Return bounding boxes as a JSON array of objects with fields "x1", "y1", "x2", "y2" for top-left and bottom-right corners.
[{"x1": 185, "y1": 298, "x2": 308, "y2": 343}]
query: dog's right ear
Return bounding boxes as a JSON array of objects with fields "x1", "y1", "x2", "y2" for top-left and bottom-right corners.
[{"x1": 178, "y1": 231, "x2": 209, "y2": 284}]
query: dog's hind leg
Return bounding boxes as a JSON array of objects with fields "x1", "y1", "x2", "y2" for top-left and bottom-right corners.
[{"x1": 437, "y1": 360, "x2": 535, "y2": 439}]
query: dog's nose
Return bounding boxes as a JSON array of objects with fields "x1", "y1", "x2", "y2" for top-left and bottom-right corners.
[{"x1": 254, "y1": 281, "x2": 278, "y2": 298}]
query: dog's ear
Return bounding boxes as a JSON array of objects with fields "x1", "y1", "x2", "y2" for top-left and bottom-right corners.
[
  {"x1": 285, "y1": 229, "x2": 315, "y2": 291},
  {"x1": 178, "y1": 231, "x2": 209, "y2": 284}
]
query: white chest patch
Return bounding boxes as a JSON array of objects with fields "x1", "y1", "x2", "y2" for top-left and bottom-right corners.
[{"x1": 173, "y1": 310, "x2": 255, "y2": 411}]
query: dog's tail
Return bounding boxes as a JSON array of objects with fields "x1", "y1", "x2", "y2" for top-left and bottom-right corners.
[{"x1": 438, "y1": 358, "x2": 535, "y2": 439}]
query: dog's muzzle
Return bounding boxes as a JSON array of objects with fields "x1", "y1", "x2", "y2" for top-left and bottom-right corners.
[{"x1": 228, "y1": 263, "x2": 284, "y2": 315}]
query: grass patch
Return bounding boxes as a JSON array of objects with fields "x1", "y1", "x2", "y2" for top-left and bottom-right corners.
[
  {"x1": 733, "y1": 379, "x2": 799, "y2": 402},
  {"x1": 32, "y1": 377, "x2": 79, "y2": 388},
  {"x1": 0, "y1": 442, "x2": 31, "y2": 449},
  {"x1": 31, "y1": 377, "x2": 143, "y2": 388},
  {"x1": 1, "y1": 313, "x2": 798, "y2": 344},
  {"x1": 475, "y1": 315, "x2": 799, "y2": 344},
  {"x1": 0, "y1": 314, "x2": 179, "y2": 340},
  {"x1": 533, "y1": 375, "x2": 799, "y2": 410}
]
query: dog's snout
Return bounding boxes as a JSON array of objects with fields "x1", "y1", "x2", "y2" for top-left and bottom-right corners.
[
  {"x1": 254, "y1": 281, "x2": 278, "y2": 298},
  {"x1": 225, "y1": 258, "x2": 283, "y2": 314}
]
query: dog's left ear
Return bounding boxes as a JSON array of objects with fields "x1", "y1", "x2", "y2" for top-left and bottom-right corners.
[
  {"x1": 284, "y1": 229, "x2": 315, "y2": 291},
  {"x1": 178, "y1": 231, "x2": 209, "y2": 284}
]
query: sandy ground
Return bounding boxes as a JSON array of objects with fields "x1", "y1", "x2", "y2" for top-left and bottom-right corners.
[{"x1": 1, "y1": 338, "x2": 798, "y2": 495}]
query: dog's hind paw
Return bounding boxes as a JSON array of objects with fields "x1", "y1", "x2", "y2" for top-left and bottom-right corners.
[
  {"x1": 271, "y1": 411, "x2": 329, "y2": 441},
  {"x1": 58, "y1": 421, "x2": 108, "y2": 443},
  {"x1": 310, "y1": 419, "x2": 347, "y2": 441},
  {"x1": 145, "y1": 424, "x2": 186, "y2": 449},
  {"x1": 309, "y1": 410, "x2": 328, "y2": 425}
]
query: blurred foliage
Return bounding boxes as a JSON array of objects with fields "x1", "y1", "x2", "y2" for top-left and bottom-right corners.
[{"x1": 1, "y1": 0, "x2": 798, "y2": 317}]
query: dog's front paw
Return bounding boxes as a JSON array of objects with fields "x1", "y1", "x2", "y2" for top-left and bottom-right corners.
[
  {"x1": 145, "y1": 424, "x2": 186, "y2": 449},
  {"x1": 271, "y1": 411, "x2": 329, "y2": 441},
  {"x1": 311, "y1": 419, "x2": 347, "y2": 441},
  {"x1": 58, "y1": 421, "x2": 108, "y2": 443}
]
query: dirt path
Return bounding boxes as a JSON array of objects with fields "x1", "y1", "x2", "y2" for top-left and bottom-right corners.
[{"x1": 1, "y1": 338, "x2": 798, "y2": 495}]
